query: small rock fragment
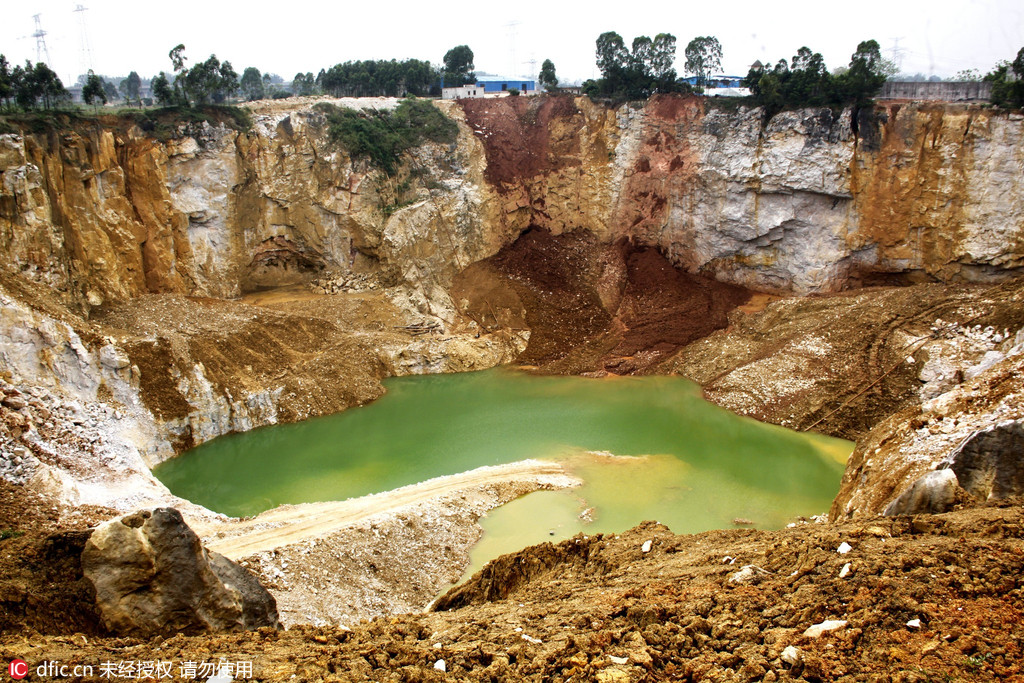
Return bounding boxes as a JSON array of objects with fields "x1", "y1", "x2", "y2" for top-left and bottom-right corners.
[
  {"x1": 434, "y1": 659, "x2": 446, "y2": 672},
  {"x1": 803, "y1": 619, "x2": 848, "y2": 638},
  {"x1": 728, "y1": 564, "x2": 771, "y2": 584},
  {"x1": 907, "y1": 618, "x2": 922, "y2": 629},
  {"x1": 521, "y1": 634, "x2": 542, "y2": 644},
  {"x1": 781, "y1": 645, "x2": 801, "y2": 666},
  {"x1": 609, "y1": 655, "x2": 629, "y2": 665},
  {"x1": 641, "y1": 540, "x2": 652, "y2": 553},
  {"x1": 839, "y1": 562, "x2": 852, "y2": 578},
  {"x1": 837, "y1": 542, "x2": 852, "y2": 554}
]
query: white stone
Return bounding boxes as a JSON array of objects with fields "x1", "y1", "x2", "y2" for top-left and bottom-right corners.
[
  {"x1": 609, "y1": 656, "x2": 629, "y2": 665},
  {"x1": 839, "y1": 562, "x2": 852, "y2": 578},
  {"x1": 803, "y1": 619, "x2": 847, "y2": 638},
  {"x1": 641, "y1": 540, "x2": 652, "y2": 553},
  {"x1": 433, "y1": 659, "x2": 446, "y2": 672},
  {"x1": 907, "y1": 618, "x2": 922, "y2": 629},
  {"x1": 728, "y1": 564, "x2": 771, "y2": 584},
  {"x1": 521, "y1": 634, "x2": 542, "y2": 644},
  {"x1": 837, "y1": 542, "x2": 852, "y2": 554},
  {"x1": 781, "y1": 645, "x2": 801, "y2": 666}
]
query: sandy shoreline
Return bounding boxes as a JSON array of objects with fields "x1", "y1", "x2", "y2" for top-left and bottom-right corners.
[{"x1": 189, "y1": 460, "x2": 580, "y2": 626}]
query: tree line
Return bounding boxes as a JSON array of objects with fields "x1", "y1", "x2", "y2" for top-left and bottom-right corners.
[
  {"x1": 0, "y1": 55, "x2": 69, "y2": 110},
  {"x1": 4, "y1": 37, "x2": 1024, "y2": 114},
  {"x1": 742, "y1": 41, "x2": 890, "y2": 114}
]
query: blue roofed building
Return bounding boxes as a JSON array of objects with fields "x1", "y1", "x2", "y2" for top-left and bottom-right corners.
[{"x1": 442, "y1": 78, "x2": 538, "y2": 99}]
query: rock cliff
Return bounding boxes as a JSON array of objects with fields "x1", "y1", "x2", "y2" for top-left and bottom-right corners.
[
  {"x1": 2, "y1": 94, "x2": 1023, "y2": 514},
  {"x1": 461, "y1": 96, "x2": 1024, "y2": 293},
  {"x1": 4, "y1": 97, "x2": 1022, "y2": 314}
]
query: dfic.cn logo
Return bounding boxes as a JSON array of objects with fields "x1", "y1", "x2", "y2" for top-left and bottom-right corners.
[{"x1": 9, "y1": 659, "x2": 28, "y2": 679}]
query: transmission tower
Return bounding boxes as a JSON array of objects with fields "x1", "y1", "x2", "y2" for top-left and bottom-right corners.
[
  {"x1": 74, "y1": 5, "x2": 95, "y2": 75},
  {"x1": 888, "y1": 37, "x2": 907, "y2": 73},
  {"x1": 32, "y1": 14, "x2": 54, "y2": 69},
  {"x1": 505, "y1": 21, "x2": 521, "y2": 77}
]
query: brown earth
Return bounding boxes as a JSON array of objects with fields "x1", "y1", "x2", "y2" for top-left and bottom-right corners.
[
  {"x1": 460, "y1": 95, "x2": 584, "y2": 190},
  {"x1": 2, "y1": 481, "x2": 1021, "y2": 681},
  {"x1": 451, "y1": 228, "x2": 751, "y2": 375},
  {"x1": 659, "y1": 279, "x2": 1024, "y2": 441}
]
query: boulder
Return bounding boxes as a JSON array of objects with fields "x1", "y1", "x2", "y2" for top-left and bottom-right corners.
[
  {"x1": 949, "y1": 420, "x2": 1024, "y2": 500},
  {"x1": 81, "y1": 508, "x2": 278, "y2": 636},
  {"x1": 883, "y1": 469, "x2": 961, "y2": 517}
]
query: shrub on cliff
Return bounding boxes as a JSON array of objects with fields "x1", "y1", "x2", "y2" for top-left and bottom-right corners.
[
  {"x1": 985, "y1": 47, "x2": 1024, "y2": 109},
  {"x1": 317, "y1": 99, "x2": 457, "y2": 175}
]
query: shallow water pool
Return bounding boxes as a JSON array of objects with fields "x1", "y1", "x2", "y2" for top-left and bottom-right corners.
[{"x1": 154, "y1": 368, "x2": 851, "y2": 566}]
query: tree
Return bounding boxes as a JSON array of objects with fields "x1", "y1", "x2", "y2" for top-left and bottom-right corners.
[
  {"x1": 539, "y1": 59, "x2": 558, "y2": 91},
  {"x1": 951, "y1": 68, "x2": 982, "y2": 81},
  {"x1": 119, "y1": 70, "x2": 141, "y2": 106},
  {"x1": 593, "y1": 31, "x2": 683, "y2": 99},
  {"x1": 0, "y1": 55, "x2": 12, "y2": 110},
  {"x1": 649, "y1": 33, "x2": 678, "y2": 84},
  {"x1": 684, "y1": 36, "x2": 722, "y2": 88},
  {"x1": 102, "y1": 79, "x2": 119, "y2": 102},
  {"x1": 293, "y1": 71, "x2": 317, "y2": 96},
  {"x1": 839, "y1": 39, "x2": 887, "y2": 102},
  {"x1": 985, "y1": 47, "x2": 1024, "y2": 108},
  {"x1": 596, "y1": 31, "x2": 628, "y2": 81},
  {"x1": 169, "y1": 44, "x2": 187, "y2": 73},
  {"x1": 82, "y1": 70, "x2": 106, "y2": 108},
  {"x1": 442, "y1": 45, "x2": 475, "y2": 86},
  {"x1": 240, "y1": 66, "x2": 264, "y2": 101},
  {"x1": 168, "y1": 45, "x2": 239, "y2": 105},
  {"x1": 151, "y1": 71, "x2": 174, "y2": 106}
]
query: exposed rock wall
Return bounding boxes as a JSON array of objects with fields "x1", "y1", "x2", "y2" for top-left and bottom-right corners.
[
  {"x1": 2, "y1": 97, "x2": 1022, "y2": 309},
  {"x1": 0, "y1": 100, "x2": 502, "y2": 319},
  {"x1": 462, "y1": 96, "x2": 1024, "y2": 294}
]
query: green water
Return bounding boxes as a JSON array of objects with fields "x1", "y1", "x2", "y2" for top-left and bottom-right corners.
[{"x1": 155, "y1": 368, "x2": 851, "y2": 566}]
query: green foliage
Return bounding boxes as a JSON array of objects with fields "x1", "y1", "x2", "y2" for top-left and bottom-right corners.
[
  {"x1": 119, "y1": 71, "x2": 142, "y2": 107},
  {"x1": 318, "y1": 99, "x2": 457, "y2": 176},
  {"x1": 151, "y1": 72, "x2": 175, "y2": 106},
  {"x1": 684, "y1": 36, "x2": 723, "y2": 87},
  {"x1": 293, "y1": 72, "x2": 317, "y2": 96},
  {"x1": 240, "y1": 66, "x2": 264, "y2": 101},
  {"x1": 82, "y1": 70, "x2": 107, "y2": 107},
  {"x1": 166, "y1": 45, "x2": 239, "y2": 105},
  {"x1": 0, "y1": 529, "x2": 25, "y2": 542},
  {"x1": 442, "y1": 45, "x2": 475, "y2": 87},
  {"x1": 0, "y1": 55, "x2": 12, "y2": 109},
  {"x1": 1, "y1": 57, "x2": 70, "y2": 111},
  {"x1": 318, "y1": 59, "x2": 436, "y2": 97},
  {"x1": 985, "y1": 47, "x2": 1024, "y2": 108},
  {"x1": 590, "y1": 31, "x2": 688, "y2": 100},
  {"x1": 744, "y1": 40, "x2": 889, "y2": 118},
  {"x1": 539, "y1": 59, "x2": 558, "y2": 91},
  {"x1": 124, "y1": 104, "x2": 251, "y2": 141}
]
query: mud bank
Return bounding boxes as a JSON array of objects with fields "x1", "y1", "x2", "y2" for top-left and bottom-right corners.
[{"x1": 187, "y1": 460, "x2": 579, "y2": 627}]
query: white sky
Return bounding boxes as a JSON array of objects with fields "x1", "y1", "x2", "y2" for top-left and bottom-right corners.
[{"x1": 2, "y1": 0, "x2": 1022, "y2": 86}]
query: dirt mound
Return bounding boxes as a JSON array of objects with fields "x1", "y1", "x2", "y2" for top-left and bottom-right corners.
[
  {"x1": 3, "y1": 503, "x2": 1021, "y2": 681},
  {"x1": 660, "y1": 279, "x2": 1024, "y2": 441},
  {"x1": 460, "y1": 96, "x2": 583, "y2": 189},
  {"x1": 451, "y1": 228, "x2": 750, "y2": 374}
]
